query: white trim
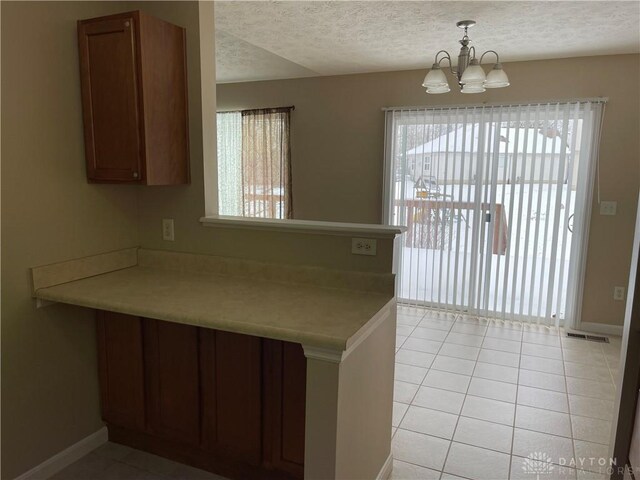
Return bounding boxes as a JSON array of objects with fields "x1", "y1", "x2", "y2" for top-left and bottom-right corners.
[
  {"x1": 13, "y1": 427, "x2": 108, "y2": 480},
  {"x1": 376, "y1": 454, "x2": 393, "y2": 480},
  {"x1": 36, "y1": 298, "x2": 56, "y2": 309},
  {"x1": 303, "y1": 299, "x2": 395, "y2": 363},
  {"x1": 302, "y1": 345, "x2": 344, "y2": 363},
  {"x1": 572, "y1": 103, "x2": 605, "y2": 331},
  {"x1": 342, "y1": 299, "x2": 394, "y2": 361},
  {"x1": 575, "y1": 322, "x2": 624, "y2": 337},
  {"x1": 199, "y1": 0, "x2": 218, "y2": 217},
  {"x1": 200, "y1": 215, "x2": 404, "y2": 238}
]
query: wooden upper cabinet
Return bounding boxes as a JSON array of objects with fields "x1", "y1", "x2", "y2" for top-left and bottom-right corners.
[{"x1": 77, "y1": 11, "x2": 189, "y2": 185}]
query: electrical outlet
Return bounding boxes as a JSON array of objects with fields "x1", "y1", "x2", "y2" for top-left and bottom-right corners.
[
  {"x1": 600, "y1": 201, "x2": 617, "y2": 216},
  {"x1": 351, "y1": 238, "x2": 377, "y2": 256},
  {"x1": 614, "y1": 286, "x2": 625, "y2": 301},
  {"x1": 162, "y1": 218, "x2": 175, "y2": 241}
]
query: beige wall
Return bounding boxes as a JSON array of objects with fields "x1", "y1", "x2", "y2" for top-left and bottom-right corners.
[
  {"x1": 217, "y1": 55, "x2": 640, "y2": 326},
  {"x1": 0, "y1": 2, "x2": 138, "y2": 478},
  {"x1": 133, "y1": 1, "x2": 395, "y2": 274}
]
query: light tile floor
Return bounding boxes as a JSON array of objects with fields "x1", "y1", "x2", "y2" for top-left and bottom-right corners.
[
  {"x1": 51, "y1": 442, "x2": 228, "y2": 480},
  {"x1": 391, "y1": 305, "x2": 622, "y2": 480}
]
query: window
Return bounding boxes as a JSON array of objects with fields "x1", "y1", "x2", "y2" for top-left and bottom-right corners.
[
  {"x1": 216, "y1": 107, "x2": 293, "y2": 219},
  {"x1": 384, "y1": 100, "x2": 605, "y2": 327},
  {"x1": 422, "y1": 156, "x2": 431, "y2": 173}
]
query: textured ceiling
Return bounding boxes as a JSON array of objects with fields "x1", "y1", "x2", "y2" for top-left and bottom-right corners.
[{"x1": 215, "y1": 1, "x2": 640, "y2": 83}]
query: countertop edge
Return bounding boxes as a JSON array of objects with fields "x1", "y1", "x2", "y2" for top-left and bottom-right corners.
[{"x1": 35, "y1": 286, "x2": 351, "y2": 351}]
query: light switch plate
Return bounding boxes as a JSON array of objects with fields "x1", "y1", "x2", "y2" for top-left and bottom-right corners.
[
  {"x1": 351, "y1": 238, "x2": 377, "y2": 256},
  {"x1": 162, "y1": 218, "x2": 175, "y2": 241},
  {"x1": 600, "y1": 201, "x2": 617, "y2": 216}
]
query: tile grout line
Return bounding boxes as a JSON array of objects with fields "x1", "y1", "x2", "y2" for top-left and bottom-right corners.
[
  {"x1": 394, "y1": 308, "x2": 619, "y2": 479},
  {"x1": 396, "y1": 311, "x2": 454, "y2": 437},
  {"x1": 421, "y1": 312, "x2": 460, "y2": 480},
  {"x1": 564, "y1": 325, "x2": 586, "y2": 476},
  {"x1": 507, "y1": 320, "x2": 525, "y2": 480},
  {"x1": 398, "y1": 386, "x2": 614, "y2": 430},
  {"x1": 437, "y1": 313, "x2": 491, "y2": 480},
  {"x1": 400, "y1": 343, "x2": 615, "y2": 392},
  {"x1": 393, "y1": 309, "x2": 430, "y2": 427},
  {"x1": 398, "y1": 361, "x2": 615, "y2": 407}
]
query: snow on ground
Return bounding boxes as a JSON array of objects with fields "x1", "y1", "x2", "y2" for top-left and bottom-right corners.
[{"x1": 393, "y1": 181, "x2": 577, "y2": 322}]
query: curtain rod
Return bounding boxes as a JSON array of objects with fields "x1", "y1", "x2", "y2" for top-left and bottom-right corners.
[
  {"x1": 217, "y1": 105, "x2": 295, "y2": 113},
  {"x1": 381, "y1": 97, "x2": 608, "y2": 112}
]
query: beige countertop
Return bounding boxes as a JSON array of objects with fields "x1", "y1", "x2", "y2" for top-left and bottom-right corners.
[{"x1": 34, "y1": 264, "x2": 393, "y2": 350}]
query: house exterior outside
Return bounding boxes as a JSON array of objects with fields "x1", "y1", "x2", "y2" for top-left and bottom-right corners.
[{"x1": 402, "y1": 124, "x2": 581, "y2": 189}]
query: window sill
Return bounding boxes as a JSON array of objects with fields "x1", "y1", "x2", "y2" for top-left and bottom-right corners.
[{"x1": 199, "y1": 215, "x2": 405, "y2": 238}]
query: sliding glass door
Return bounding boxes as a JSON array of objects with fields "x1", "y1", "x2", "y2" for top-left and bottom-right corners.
[{"x1": 383, "y1": 101, "x2": 604, "y2": 327}]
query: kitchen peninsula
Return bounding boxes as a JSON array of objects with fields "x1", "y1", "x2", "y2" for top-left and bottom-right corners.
[{"x1": 31, "y1": 242, "x2": 400, "y2": 480}]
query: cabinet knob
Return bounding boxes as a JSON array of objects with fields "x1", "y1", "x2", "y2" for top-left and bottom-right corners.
[
  {"x1": 133, "y1": 172, "x2": 139, "y2": 179},
  {"x1": 124, "y1": 21, "x2": 130, "y2": 27}
]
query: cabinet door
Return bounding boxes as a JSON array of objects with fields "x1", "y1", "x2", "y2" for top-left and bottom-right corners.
[
  {"x1": 138, "y1": 12, "x2": 190, "y2": 185},
  {"x1": 144, "y1": 319, "x2": 200, "y2": 445},
  {"x1": 78, "y1": 15, "x2": 143, "y2": 182},
  {"x1": 264, "y1": 340, "x2": 306, "y2": 478},
  {"x1": 201, "y1": 330, "x2": 263, "y2": 464},
  {"x1": 96, "y1": 311, "x2": 145, "y2": 430}
]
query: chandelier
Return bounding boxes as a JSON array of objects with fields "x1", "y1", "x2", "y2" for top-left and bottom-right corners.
[{"x1": 422, "y1": 20, "x2": 510, "y2": 94}]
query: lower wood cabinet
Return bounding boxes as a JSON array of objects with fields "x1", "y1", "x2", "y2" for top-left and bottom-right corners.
[
  {"x1": 96, "y1": 311, "x2": 146, "y2": 430},
  {"x1": 96, "y1": 311, "x2": 306, "y2": 479},
  {"x1": 263, "y1": 341, "x2": 306, "y2": 478},
  {"x1": 144, "y1": 319, "x2": 201, "y2": 446},
  {"x1": 200, "y1": 329, "x2": 263, "y2": 464}
]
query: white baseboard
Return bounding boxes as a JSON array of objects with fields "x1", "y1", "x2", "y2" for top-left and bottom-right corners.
[
  {"x1": 13, "y1": 427, "x2": 108, "y2": 480},
  {"x1": 576, "y1": 322, "x2": 624, "y2": 337},
  {"x1": 376, "y1": 453, "x2": 393, "y2": 480}
]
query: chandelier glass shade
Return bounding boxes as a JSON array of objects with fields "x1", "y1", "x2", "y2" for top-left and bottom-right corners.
[{"x1": 423, "y1": 20, "x2": 510, "y2": 94}]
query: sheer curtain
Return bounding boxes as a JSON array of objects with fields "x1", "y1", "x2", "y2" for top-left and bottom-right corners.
[
  {"x1": 242, "y1": 108, "x2": 292, "y2": 219},
  {"x1": 217, "y1": 107, "x2": 292, "y2": 219},
  {"x1": 217, "y1": 112, "x2": 243, "y2": 216},
  {"x1": 383, "y1": 100, "x2": 606, "y2": 327}
]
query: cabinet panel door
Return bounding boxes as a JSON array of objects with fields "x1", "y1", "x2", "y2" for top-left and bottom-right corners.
[
  {"x1": 96, "y1": 311, "x2": 145, "y2": 430},
  {"x1": 266, "y1": 340, "x2": 307, "y2": 478},
  {"x1": 201, "y1": 330, "x2": 262, "y2": 464},
  {"x1": 280, "y1": 342, "x2": 306, "y2": 468},
  {"x1": 264, "y1": 340, "x2": 306, "y2": 478},
  {"x1": 145, "y1": 319, "x2": 200, "y2": 445},
  {"x1": 138, "y1": 13, "x2": 189, "y2": 185},
  {"x1": 78, "y1": 16, "x2": 143, "y2": 182}
]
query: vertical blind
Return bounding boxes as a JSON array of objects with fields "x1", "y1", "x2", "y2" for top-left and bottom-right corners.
[
  {"x1": 217, "y1": 107, "x2": 293, "y2": 219},
  {"x1": 384, "y1": 100, "x2": 605, "y2": 327}
]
